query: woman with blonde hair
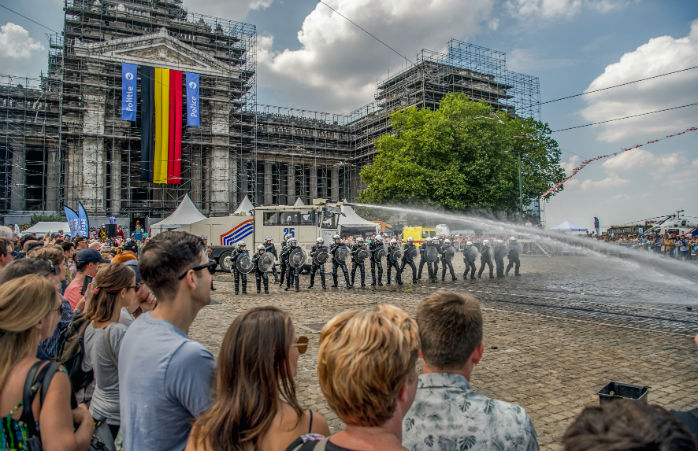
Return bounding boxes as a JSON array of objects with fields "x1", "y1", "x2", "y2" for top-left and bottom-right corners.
[
  {"x1": 83, "y1": 263, "x2": 138, "y2": 439},
  {"x1": 290, "y1": 304, "x2": 419, "y2": 451},
  {"x1": 0, "y1": 274, "x2": 94, "y2": 450},
  {"x1": 187, "y1": 306, "x2": 329, "y2": 451}
]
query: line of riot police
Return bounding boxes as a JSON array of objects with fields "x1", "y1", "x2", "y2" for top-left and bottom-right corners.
[{"x1": 222, "y1": 233, "x2": 522, "y2": 293}]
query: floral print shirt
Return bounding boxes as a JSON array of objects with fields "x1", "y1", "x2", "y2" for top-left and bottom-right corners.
[{"x1": 403, "y1": 373, "x2": 538, "y2": 451}]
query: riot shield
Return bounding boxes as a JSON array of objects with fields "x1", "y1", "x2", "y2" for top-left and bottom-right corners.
[
  {"x1": 314, "y1": 248, "x2": 329, "y2": 265},
  {"x1": 257, "y1": 253, "x2": 274, "y2": 272},
  {"x1": 356, "y1": 246, "x2": 370, "y2": 261},
  {"x1": 289, "y1": 247, "x2": 307, "y2": 269},
  {"x1": 335, "y1": 246, "x2": 349, "y2": 262},
  {"x1": 424, "y1": 245, "x2": 439, "y2": 263},
  {"x1": 236, "y1": 255, "x2": 255, "y2": 273}
]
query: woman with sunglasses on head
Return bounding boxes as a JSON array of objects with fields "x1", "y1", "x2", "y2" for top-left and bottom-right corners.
[
  {"x1": 0, "y1": 274, "x2": 94, "y2": 450},
  {"x1": 187, "y1": 306, "x2": 329, "y2": 451},
  {"x1": 83, "y1": 263, "x2": 138, "y2": 440}
]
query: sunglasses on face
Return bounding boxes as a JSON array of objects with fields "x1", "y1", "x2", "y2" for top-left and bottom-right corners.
[
  {"x1": 178, "y1": 260, "x2": 217, "y2": 280},
  {"x1": 294, "y1": 336, "x2": 309, "y2": 354}
]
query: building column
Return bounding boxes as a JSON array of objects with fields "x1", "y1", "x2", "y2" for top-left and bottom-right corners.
[
  {"x1": 110, "y1": 146, "x2": 121, "y2": 215},
  {"x1": 331, "y1": 166, "x2": 339, "y2": 202},
  {"x1": 239, "y1": 160, "x2": 249, "y2": 200},
  {"x1": 45, "y1": 146, "x2": 59, "y2": 212},
  {"x1": 10, "y1": 145, "x2": 26, "y2": 211},
  {"x1": 309, "y1": 164, "x2": 318, "y2": 201},
  {"x1": 80, "y1": 89, "x2": 107, "y2": 215},
  {"x1": 209, "y1": 84, "x2": 231, "y2": 215},
  {"x1": 264, "y1": 161, "x2": 273, "y2": 206},
  {"x1": 287, "y1": 163, "x2": 296, "y2": 205},
  {"x1": 229, "y1": 154, "x2": 237, "y2": 211}
]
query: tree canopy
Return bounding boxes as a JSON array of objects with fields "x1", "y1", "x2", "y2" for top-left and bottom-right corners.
[{"x1": 357, "y1": 93, "x2": 566, "y2": 215}]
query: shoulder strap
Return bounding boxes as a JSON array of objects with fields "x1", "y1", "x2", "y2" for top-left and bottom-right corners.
[
  {"x1": 39, "y1": 362, "x2": 62, "y2": 406},
  {"x1": 103, "y1": 324, "x2": 118, "y2": 369},
  {"x1": 19, "y1": 361, "x2": 44, "y2": 425},
  {"x1": 308, "y1": 409, "x2": 314, "y2": 434},
  {"x1": 312, "y1": 438, "x2": 329, "y2": 451}
]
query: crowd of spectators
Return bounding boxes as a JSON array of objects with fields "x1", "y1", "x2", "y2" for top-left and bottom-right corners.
[
  {"x1": 592, "y1": 232, "x2": 697, "y2": 260},
  {"x1": 0, "y1": 226, "x2": 696, "y2": 451}
]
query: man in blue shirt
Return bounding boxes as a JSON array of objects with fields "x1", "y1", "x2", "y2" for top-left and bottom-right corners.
[
  {"x1": 403, "y1": 290, "x2": 538, "y2": 451},
  {"x1": 119, "y1": 231, "x2": 216, "y2": 451}
]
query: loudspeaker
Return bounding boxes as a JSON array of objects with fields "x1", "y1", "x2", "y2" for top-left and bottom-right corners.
[{"x1": 105, "y1": 223, "x2": 117, "y2": 238}]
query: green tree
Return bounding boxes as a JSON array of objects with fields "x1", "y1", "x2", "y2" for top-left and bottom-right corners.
[{"x1": 357, "y1": 94, "x2": 565, "y2": 215}]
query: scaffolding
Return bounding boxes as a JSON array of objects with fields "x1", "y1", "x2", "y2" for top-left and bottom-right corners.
[{"x1": 1, "y1": 2, "x2": 541, "y2": 222}]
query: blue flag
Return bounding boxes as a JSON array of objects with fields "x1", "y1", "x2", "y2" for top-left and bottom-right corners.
[
  {"x1": 77, "y1": 202, "x2": 90, "y2": 238},
  {"x1": 121, "y1": 63, "x2": 137, "y2": 121},
  {"x1": 185, "y1": 72, "x2": 200, "y2": 127},
  {"x1": 594, "y1": 216, "x2": 600, "y2": 235},
  {"x1": 64, "y1": 206, "x2": 80, "y2": 238}
]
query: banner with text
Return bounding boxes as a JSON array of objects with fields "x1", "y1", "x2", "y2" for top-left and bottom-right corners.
[
  {"x1": 121, "y1": 63, "x2": 137, "y2": 121},
  {"x1": 185, "y1": 72, "x2": 200, "y2": 127}
]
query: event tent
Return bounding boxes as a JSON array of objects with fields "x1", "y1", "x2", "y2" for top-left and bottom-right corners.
[
  {"x1": 293, "y1": 197, "x2": 305, "y2": 206},
  {"x1": 338, "y1": 205, "x2": 380, "y2": 237},
  {"x1": 150, "y1": 194, "x2": 206, "y2": 236},
  {"x1": 233, "y1": 196, "x2": 254, "y2": 216},
  {"x1": 21, "y1": 222, "x2": 70, "y2": 237},
  {"x1": 550, "y1": 221, "x2": 588, "y2": 233}
]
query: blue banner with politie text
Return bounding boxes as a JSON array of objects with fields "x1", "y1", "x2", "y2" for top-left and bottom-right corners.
[
  {"x1": 64, "y1": 206, "x2": 80, "y2": 238},
  {"x1": 185, "y1": 72, "x2": 200, "y2": 127},
  {"x1": 121, "y1": 63, "x2": 137, "y2": 121}
]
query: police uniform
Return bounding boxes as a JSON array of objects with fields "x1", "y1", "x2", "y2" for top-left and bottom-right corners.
[
  {"x1": 231, "y1": 245, "x2": 249, "y2": 295},
  {"x1": 252, "y1": 249, "x2": 270, "y2": 294},
  {"x1": 283, "y1": 242, "x2": 300, "y2": 292},
  {"x1": 264, "y1": 239, "x2": 279, "y2": 283},
  {"x1": 330, "y1": 238, "x2": 352, "y2": 288},
  {"x1": 308, "y1": 243, "x2": 327, "y2": 289},
  {"x1": 386, "y1": 242, "x2": 403, "y2": 285},
  {"x1": 463, "y1": 244, "x2": 478, "y2": 280},
  {"x1": 400, "y1": 241, "x2": 418, "y2": 283},
  {"x1": 440, "y1": 241, "x2": 457, "y2": 281},
  {"x1": 506, "y1": 239, "x2": 521, "y2": 276},
  {"x1": 478, "y1": 242, "x2": 494, "y2": 279},
  {"x1": 350, "y1": 242, "x2": 367, "y2": 287},
  {"x1": 494, "y1": 241, "x2": 506, "y2": 278},
  {"x1": 369, "y1": 237, "x2": 384, "y2": 286}
]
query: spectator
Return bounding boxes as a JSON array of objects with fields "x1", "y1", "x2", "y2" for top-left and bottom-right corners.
[
  {"x1": 27, "y1": 246, "x2": 68, "y2": 292},
  {"x1": 118, "y1": 259, "x2": 156, "y2": 326},
  {"x1": 188, "y1": 306, "x2": 330, "y2": 451},
  {"x1": 119, "y1": 231, "x2": 216, "y2": 451},
  {"x1": 563, "y1": 399, "x2": 697, "y2": 450},
  {"x1": 0, "y1": 274, "x2": 94, "y2": 450},
  {"x1": 403, "y1": 290, "x2": 538, "y2": 451},
  {"x1": 84, "y1": 263, "x2": 138, "y2": 441},
  {"x1": 23, "y1": 240, "x2": 43, "y2": 256},
  {"x1": 74, "y1": 235, "x2": 88, "y2": 251},
  {"x1": 300, "y1": 304, "x2": 419, "y2": 451},
  {"x1": 0, "y1": 225, "x2": 13, "y2": 240},
  {"x1": 0, "y1": 237, "x2": 13, "y2": 269},
  {"x1": 64, "y1": 249, "x2": 109, "y2": 311}
]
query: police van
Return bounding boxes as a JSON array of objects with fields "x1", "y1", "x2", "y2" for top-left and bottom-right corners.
[
  {"x1": 176, "y1": 199, "x2": 343, "y2": 272},
  {"x1": 401, "y1": 226, "x2": 438, "y2": 248}
]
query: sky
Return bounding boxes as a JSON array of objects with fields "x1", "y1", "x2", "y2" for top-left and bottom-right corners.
[{"x1": 1, "y1": 0, "x2": 696, "y2": 230}]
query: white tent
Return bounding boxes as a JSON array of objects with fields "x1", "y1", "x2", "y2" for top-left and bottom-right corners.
[
  {"x1": 150, "y1": 194, "x2": 206, "y2": 236},
  {"x1": 293, "y1": 197, "x2": 305, "y2": 207},
  {"x1": 21, "y1": 222, "x2": 70, "y2": 237},
  {"x1": 233, "y1": 196, "x2": 254, "y2": 216},
  {"x1": 338, "y1": 205, "x2": 380, "y2": 236},
  {"x1": 550, "y1": 221, "x2": 588, "y2": 233}
]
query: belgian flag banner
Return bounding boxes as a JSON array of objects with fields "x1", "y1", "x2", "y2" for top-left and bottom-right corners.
[{"x1": 130, "y1": 64, "x2": 200, "y2": 184}]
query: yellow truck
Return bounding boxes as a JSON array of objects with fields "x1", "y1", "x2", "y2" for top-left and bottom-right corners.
[{"x1": 401, "y1": 226, "x2": 438, "y2": 248}]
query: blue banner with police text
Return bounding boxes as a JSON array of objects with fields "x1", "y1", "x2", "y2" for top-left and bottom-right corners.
[
  {"x1": 77, "y1": 202, "x2": 90, "y2": 238},
  {"x1": 185, "y1": 72, "x2": 200, "y2": 127},
  {"x1": 64, "y1": 206, "x2": 80, "y2": 238},
  {"x1": 121, "y1": 63, "x2": 137, "y2": 121}
]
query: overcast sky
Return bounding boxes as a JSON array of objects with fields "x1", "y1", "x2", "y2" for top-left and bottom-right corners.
[{"x1": 1, "y1": 0, "x2": 696, "y2": 230}]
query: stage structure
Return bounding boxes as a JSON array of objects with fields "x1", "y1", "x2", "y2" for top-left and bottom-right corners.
[{"x1": 0, "y1": 0, "x2": 540, "y2": 225}]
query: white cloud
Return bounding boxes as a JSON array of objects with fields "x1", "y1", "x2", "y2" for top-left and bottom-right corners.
[
  {"x1": 579, "y1": 176, "x2": 629, "y2": 191},
  {"x1": 560, "y1": 155, "x2": 580, "y2": 174},
  {"x1": 601, "y1": 148, "x2": 654, "y2": 171},
  {"x1": 602, "y1": 148, "x2": 683, "y2": 181},
  {"x1": 505, "y1": 0, "x2": 628, "y2": 19},
  {"x1": 0, "y1": 23, "x2": 44, "y2": 60},
  {"x1": 181, "y1": 0, "x2": 272, "y2": 21},
  {"x1": 257, "y1": 0, "x2": 494, "y2": 111},
  {"x1": 580, "y1": 20, "x2": 698, "y2": 142}
]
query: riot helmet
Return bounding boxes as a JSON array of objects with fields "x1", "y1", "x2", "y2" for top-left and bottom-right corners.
[
  {"x1": 357, "y1": 237, "x2": 364, "y2": 243},
  {"x1": 289, "y1": 237, "x2": 297, "y2": 245},
  {"x1": 265, "y1": 236, "x2": 272, "y2": 243},
  {"x1": 390, "y1": 238, "x2": 398, "y2": 246},
  {"x1": 466, "y1": 241, "x2": 473, "y2": 246},
  {"x1": 258, "y1": 244, "x2": 265, "y2": 252},
  {"x1": 316, "y1": 237, "x2": 324, "y2": 243},
  {"x1": 483, "y1": 239, "x2": 489, "y2": 245},
  {"x1": 510, "y1": 236, "x2": 517, "y2": 241},
  {"x1": 333, "y1": 234, "x2": 341, "y2": 242},
  {"x1": 407, "y1": 237, "x2": 414, "y2": 243},
  {"x1": 444, "y1": 239, "x2": 451, "y2": 245},
  {"x1": 425, "y1": 237, "x2": 432, "y2": 243},
  {"x1": 375, "y1": 234, "x2": 382, "y2": 241},
  {"x1": 237, "y1": 241, "x2": 246, "y2": 248}
]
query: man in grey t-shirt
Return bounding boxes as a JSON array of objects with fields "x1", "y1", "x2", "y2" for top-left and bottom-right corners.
[{"x1": 119, "y1": 231, "x2": 216, "y2": 451}]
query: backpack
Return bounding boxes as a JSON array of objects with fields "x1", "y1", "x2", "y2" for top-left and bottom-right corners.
[{"x1": 55, "y1": 313, "x2": 93, "y2": 393}]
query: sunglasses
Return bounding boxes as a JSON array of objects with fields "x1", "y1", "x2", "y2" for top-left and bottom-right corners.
[
  {"x1": 294, "y1": 336, "x2": 309, "y2": 354},
  {"x1": 178, "y1": 260, "x2": 217, "y2": 280}
]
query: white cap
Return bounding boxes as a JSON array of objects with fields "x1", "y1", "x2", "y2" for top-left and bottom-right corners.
[
  {"x1": 317, "y1": 237, "x2": 324, "y2": 243},
  {"x1": 466, "y1": 241, "x2": 473, "y2": 246},
  {"x1": 265, "y1": 236, "x2": 272, "y2": 241},
  {"x1": 375, "y1": 234, "x2": 382, "y2": 240},
  {"x1": 333, "y1": 234, "x2": 341, "y2": 240},
  {"x1": 390, "y1": 238, "x2": 397, "y2": 244}
]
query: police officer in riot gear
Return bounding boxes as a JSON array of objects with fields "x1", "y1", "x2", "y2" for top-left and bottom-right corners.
[
  {"x1": 400, "y1": 236, "x2": 418, "y2": 283},
  {"x1": 369, "y1": 234, "x2": 384, "y2": 286},
  {"x1": 417, "y1": 237, "x2": 432, "y2": 280},
  {"x1": 386, "y1": 238, "x2": 403, "y2": 285},
  {"x1": 264, "y1": 236, "x2": 279, "y2": 283},
  {"x1": 463, "y1": 241, "x2": 478, "y2": 280},
  {"x1": 478, "y1": 239, "x2": 494, "y2": 279},
  {"x1": 494, "y1": 239, "x2": 506, "y2": 278},
  {"x1": 308, "y1": 237, "x2": 327, "y2": 289},
  {"x1": 506, "y1": 237, "x2": 521, "y2": 276},
  {"x1": 278, "y1": 235, "x2": 290, "y2": 286},
  {"x1": 350, "y1": 237, "x2": 368, "y2": 288},
  {"x1": 330, "y1": 235, "x2": 352, "y2": 288},
  {"x1": 252, "y1": 244, "x2": 270, "y2": 294},
  {"x1": 283, "y1": 237, "x2": 300, "y2": 292},
  {"x1": 432, "y1": 237, "x2": 442, "y2": 280},
  {"x1": 440, "y1": 238, "x2": 457, "y2": 281},
  {"x1": 231, "y1": 241, "x2": 249, "y2": 295}
]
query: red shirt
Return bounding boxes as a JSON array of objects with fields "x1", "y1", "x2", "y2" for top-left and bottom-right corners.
[{"x1": 64, "y1": 278, "x2": 84, "y2": 310}]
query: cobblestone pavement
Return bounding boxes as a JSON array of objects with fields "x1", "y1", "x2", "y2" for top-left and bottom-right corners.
[{"x1": 190, "y1": 255, "x2": 698, "y2": 450}]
